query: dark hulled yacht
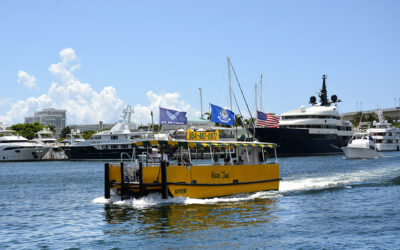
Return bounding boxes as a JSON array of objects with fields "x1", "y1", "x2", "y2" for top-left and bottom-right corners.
[{"x1": 254, "y1": 75, "x2": 353, "y2": 156}]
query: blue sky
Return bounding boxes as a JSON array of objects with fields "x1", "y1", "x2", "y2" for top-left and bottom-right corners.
[{"x1": 1, "y1": 0, "x2": 399, "y2": 125}]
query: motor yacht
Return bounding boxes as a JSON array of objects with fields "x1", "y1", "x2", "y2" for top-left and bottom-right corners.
[
  {"x1": 342, "y1": 122, "x2": 382, "y2": 159},
  {"x1": 368, "y1": 110, "x2": 400, "y2": 151},
  {"x1": 61, "y1": 106, "x2": 150, "y2": 160},
  {"x1": 0, "y1": 125, "x2": 49, "y2": 161},
  {"x1": 254, "y1": 75, "x2": 354, "y2": 156},
  {"x1": 31, "y1": 128, "x2": 67, "y2": 160}
]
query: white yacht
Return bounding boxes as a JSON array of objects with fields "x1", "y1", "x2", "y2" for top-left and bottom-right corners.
[
  {"x1": 0, "y1": 125, "x2": 49, "y2": 161},
  {"x1": 254, "y1": 75, "x2": 354, "y2": 156},
  {"x1": 368, "y1": 110, "x2": 400, "y2": 151},
  {"x1": 60, "y1": 129, "x2": 85, "y2": 145},
  {"x1": 31, "y1": 128, "x2": 58, "y2": 146},
  {"x1": 342, "y1": 122, "x2": 382, "y2": 159},
  {"x1": 61, "y1": 105, "x2": 149, "y2": 160},
  {"x1": 31, "y1": 128, "x2": 67, "y2": 160}
]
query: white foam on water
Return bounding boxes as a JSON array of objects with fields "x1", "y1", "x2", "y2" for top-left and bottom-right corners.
[
  {"x1": 92, "y1": 196, "x2": 121, "y2": 204},
  {"x1": 93, "y1": 162, "x2": 400, "y2": 208},
  {"x1": 280, "y1": 165, "x2": 400, "y2": 193},
  {"x1": 94, "y1": 191, "x2": 281, "y2": 209}
]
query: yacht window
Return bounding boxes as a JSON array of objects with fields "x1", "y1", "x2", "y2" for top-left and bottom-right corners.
[
  {"x1": 111, "y1": 145, "x2": 118, "y2": 149},
  {"x1": 111, "y1": 136, "x2": 118, "y2": 140},
  {"x1": 121, "y1": 145, "x2": 128, "y2": 149},
  {"x1": 282, "y1": 115, "x2": 340, "y2": 120}
]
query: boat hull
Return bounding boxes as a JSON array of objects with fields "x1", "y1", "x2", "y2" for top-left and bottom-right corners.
[
  {"x1": 342, "y1": 147, "x2": 382, "y2": 159},
  {"x1": 254, "y1": 127, "x2": 351, "y2": 156},
  {"x1": 62, "y1": 145, "x2": 137, "y2": 160},
  {"x1": 107, "y1": 163, "x2": 280, "y2": 199},
  {"x1": 0, "y1": 146, "x2": 49, "y2": 161}
]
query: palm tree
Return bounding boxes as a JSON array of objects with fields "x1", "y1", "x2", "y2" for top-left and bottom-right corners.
[{"x1": 234, "y1": 114, "x2": 244, "y2": 127}]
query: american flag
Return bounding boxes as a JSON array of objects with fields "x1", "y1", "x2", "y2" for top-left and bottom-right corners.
[{"x1": 255, "y1": 111, "x2": 280, "y2": 128}]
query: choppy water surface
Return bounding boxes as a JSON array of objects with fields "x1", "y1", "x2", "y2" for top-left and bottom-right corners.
[{"x1": 1, "y1": 153, "x2": 400, "y2": 249}]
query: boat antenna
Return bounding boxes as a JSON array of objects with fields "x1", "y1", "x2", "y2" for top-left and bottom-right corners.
[{"x1": 320, "y1": 74, "x2": 329, "y2": 106}]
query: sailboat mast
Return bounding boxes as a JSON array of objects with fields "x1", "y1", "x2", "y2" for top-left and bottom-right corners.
[
  {"x1": 260, "y1": 74, "x2": 263, "y2": 112},
  {"x1": 255, "y1": 83, "x2": 258, "y2": 113},
  {"x1": 227, "y1": 57, "x2": 232, "y2": 111}
]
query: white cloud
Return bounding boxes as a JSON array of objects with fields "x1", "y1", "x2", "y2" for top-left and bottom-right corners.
[
  {"x1": 17, "y1": 70, "x2": 38, "y2": 89},
  {"x1": 6, "y1": 48, "x2": 124, "y2": 124},
  {"x1": 3, "y1": 47, "x2": 199, "y2": 127},
  {"x1": 0, "y1": 115, "x2": 11, "y2": 127},
  {"x1": 0, "y1": 98, "x2": 11, "y2": 107},
  {"x1": 133, "y1": 91, "x2": 200, "y2": 124}
]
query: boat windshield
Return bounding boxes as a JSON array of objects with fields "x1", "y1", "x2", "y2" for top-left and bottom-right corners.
[{"x1": 130, "y1": 140, "x2": 278, "y2": 167}]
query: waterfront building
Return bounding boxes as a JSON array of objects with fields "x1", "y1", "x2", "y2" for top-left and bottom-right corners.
[
  {"x1": 69, "y1": 121, "x2": 115, "y2": 133},
  {"x1": 25, "y1": 108, "x2": 66, "y2": 137}
]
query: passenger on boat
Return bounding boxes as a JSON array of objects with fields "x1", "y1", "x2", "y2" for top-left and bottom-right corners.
[
  {"x1": 213, "y1": 154, "x2": 219, "y2": 164},
  {"x1": 224, "y1": 156, "x2": 231, "y2": 165},
  {"x1": 237, "y1": 156, "x2": 244, "y2": 165},
  {"x1": 183, "y1": 156, "x2": 192, "y2": 166}
]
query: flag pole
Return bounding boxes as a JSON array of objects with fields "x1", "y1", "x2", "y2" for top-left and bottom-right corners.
[{"x1": 260, "y1": 74, "x2": 263, "y2": 112}]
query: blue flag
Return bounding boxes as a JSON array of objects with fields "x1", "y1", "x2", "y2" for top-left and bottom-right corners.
[
  {"x1": 159, "y1": 107, "x2": 187, "y2": 125},
  {"x1": 210, "y1": 104, "x2": 235, "y2": 126}
]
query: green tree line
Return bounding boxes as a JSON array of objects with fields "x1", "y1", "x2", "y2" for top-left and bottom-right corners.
[
  {"x1": 9, "y1": 122, "x2": 54, "y2": 140},
  {"x1": 351, "y1": 112, "x2": 400, "y2": 128}
]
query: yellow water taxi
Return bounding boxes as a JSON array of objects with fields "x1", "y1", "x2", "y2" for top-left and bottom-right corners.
[{"x1": 104, "y1": 138, "x2": 280, "y2": 199}]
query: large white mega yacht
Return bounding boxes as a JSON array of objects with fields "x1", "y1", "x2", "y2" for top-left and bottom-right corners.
[
  {"x1": 0, "y1": 125, "x2": 49, "y2": 161},
  {"x1": 368, "y1": 110, "x2": 400, "y2": 151},
  {"x1": 61, "y1": 106, "x2": 149, "y2": 160},
  {"x1": 254, "y1": 75, "x2": 354, "y2": 156}
]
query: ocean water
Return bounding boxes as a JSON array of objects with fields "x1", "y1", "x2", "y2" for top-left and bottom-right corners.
[{"x1": 1, "y1": 153, "x2": 400, "y2": 249}]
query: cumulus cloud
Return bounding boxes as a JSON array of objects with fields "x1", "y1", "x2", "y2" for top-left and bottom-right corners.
[
  {"x1": 17, "y1": 70, "x2": 38, "y2": 89},
  {"x1": 134, "y1": 91, "x2": 200, "y2": 124},
  {"x1": 6, "y1": 48, "x2": 124, "y2": 124},
  {"x1": 2, "y1": 47, "x2": 199, "y2": 126}
]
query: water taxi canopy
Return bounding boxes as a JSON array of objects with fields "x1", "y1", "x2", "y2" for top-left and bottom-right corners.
[{"x1": 131, "y1": 139, "x2": 276, "y2": 149}]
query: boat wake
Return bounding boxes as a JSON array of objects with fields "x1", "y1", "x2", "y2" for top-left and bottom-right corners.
[
  {"x1": 92, "y1": 191, "x2": 280, "y2": 208},
  {"x1": 92, "y1": 162, "x2": 400, "y2": 208},
  {"x1": 280, "y1": 164, "x2": 400, "y2": 194}
]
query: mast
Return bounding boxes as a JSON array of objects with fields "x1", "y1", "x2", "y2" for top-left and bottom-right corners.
[
  {"x1": 320, "y1": 74, "x2": 329, "y2": 106},
  {"x1": 199, "y1": 88, "x2": 204, "y2": 119},
  {"x1": 255, "y1": 83, "x2": 258, "y2": 113},
  {"x1": 227, "y1": 57, "x2": 232, "y2": 111},
  {"x1": 260, "y1": 74, "x2": 263, "y2": 112}
]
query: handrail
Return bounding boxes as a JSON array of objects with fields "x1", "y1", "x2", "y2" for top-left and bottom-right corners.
[{"x1": 120, "y1": 152, "x2": 133, "y2": 162}]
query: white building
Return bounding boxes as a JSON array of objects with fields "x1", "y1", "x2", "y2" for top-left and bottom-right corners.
[
  {"x1": 25, "y1": 108, "x2": 66, "y2": 137},
  {"x1": 70, "y1": 121, "x2": 115, "y2": 133}
]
